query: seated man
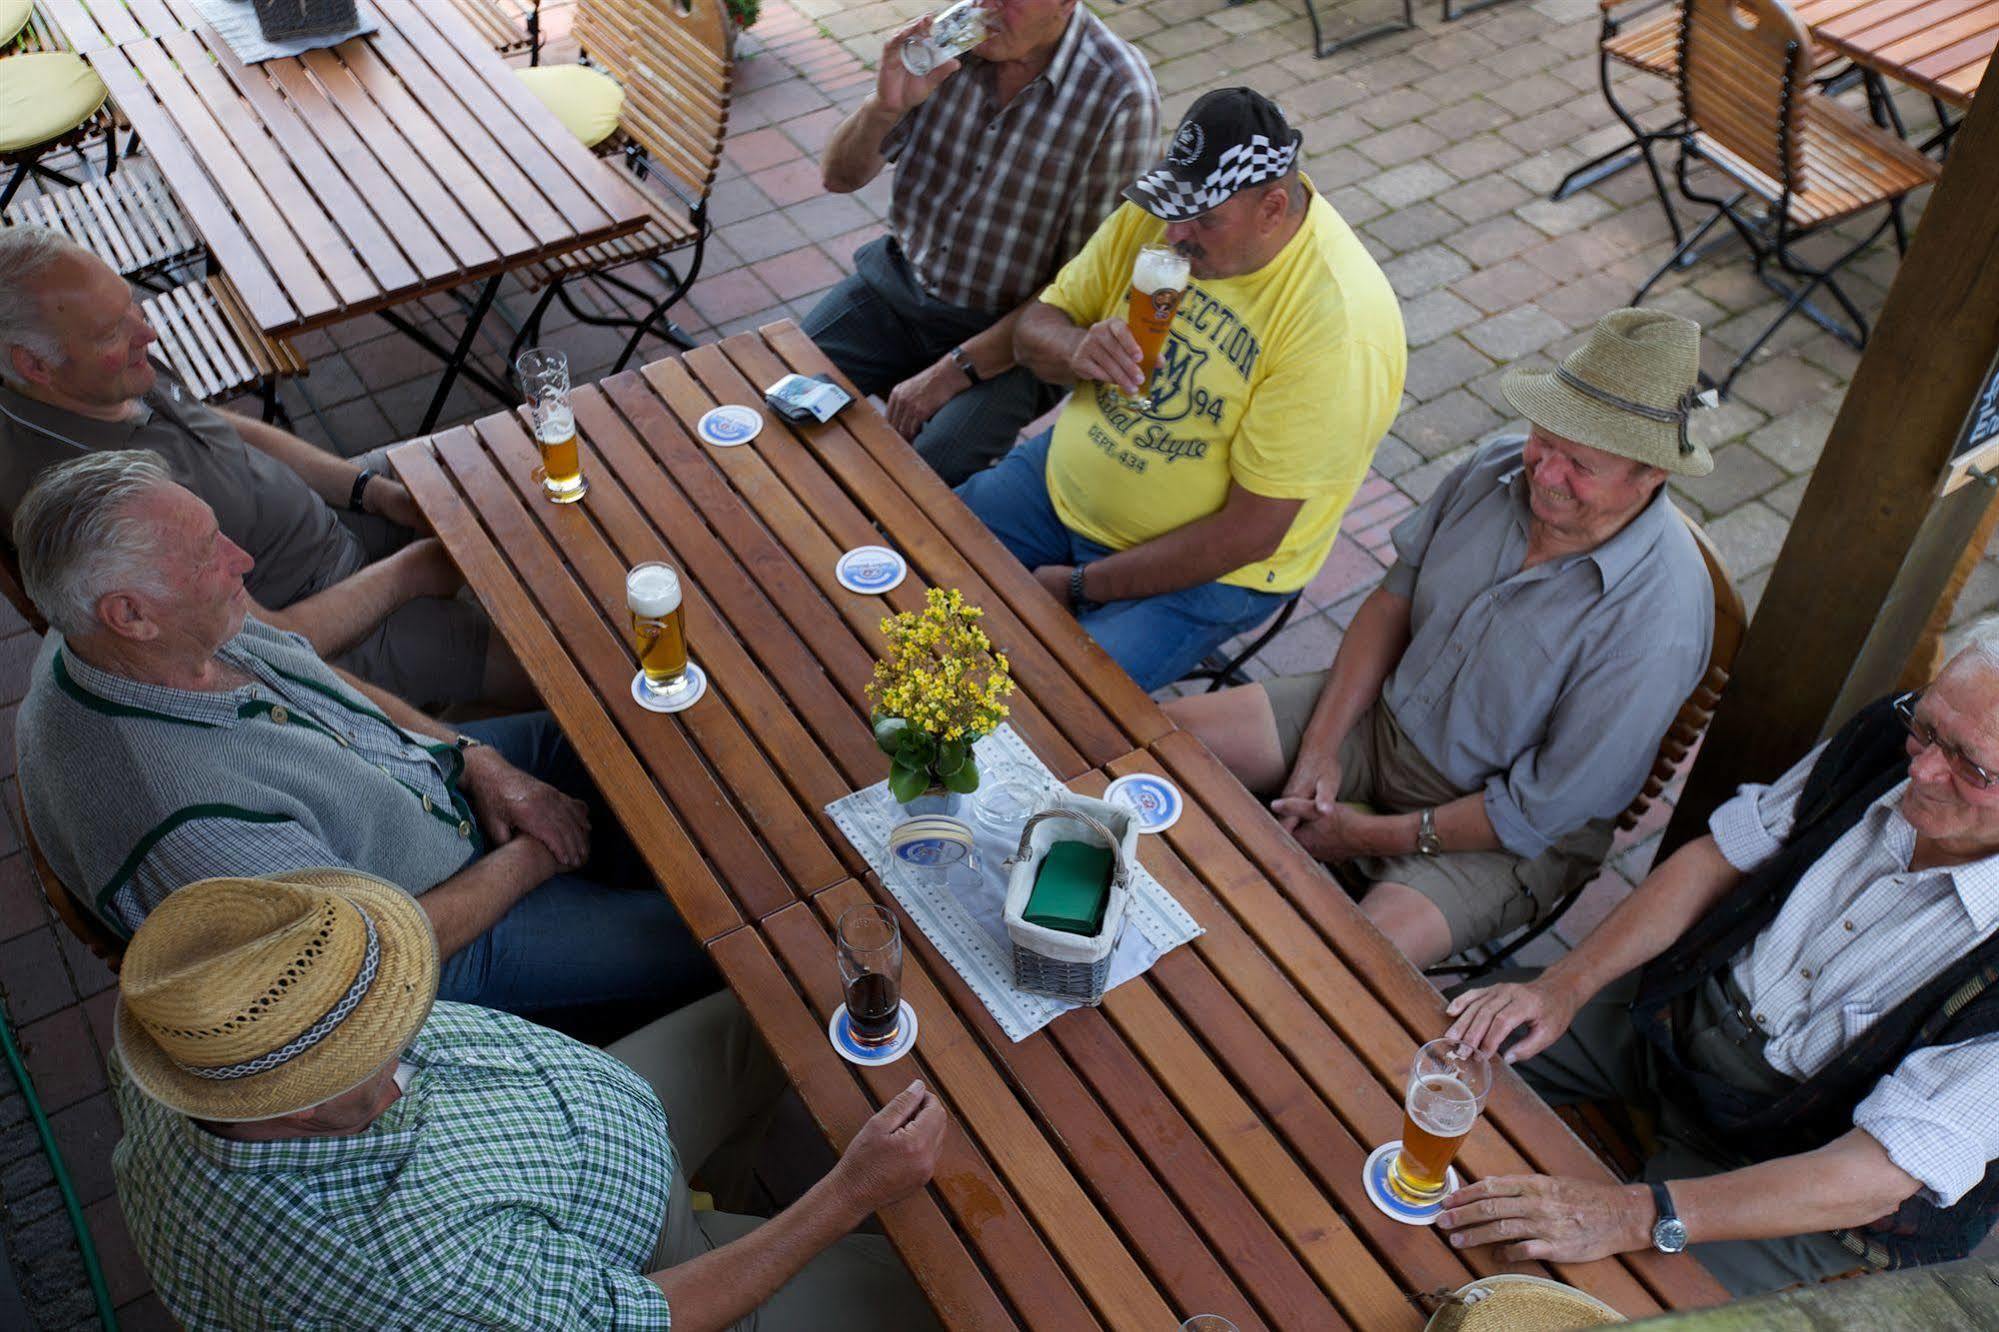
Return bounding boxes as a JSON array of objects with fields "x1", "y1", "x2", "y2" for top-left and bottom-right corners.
[
  {"x1": 1168, "y1": 310, "x2": 1715, "y2": 967},
  {"x1": 1440, "y1": 633, "x2": 1999, "y2": 1295},
  {"x1": 15, "y1": 450, "x2": 711, "y2": 1026},
  {"x1": 112, "y1": 871, "x2": 946, "y2": 1331},
  {"x1": 0, "y1": 224, "x2": 524, "y2": 709},
  {"x1": 960, "y1": 88, "x2": 1405, "y2": 692},
  {"x1": 807, "y1": 0, "x2": 1157, "y2": 483}
]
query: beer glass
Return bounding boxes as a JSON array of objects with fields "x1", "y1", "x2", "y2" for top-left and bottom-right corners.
[
  {"x1": 899, "y1": 0, "x2": 989, "y2": 75},
  {"x1": 627, "y1": 562, "x2": 692, "y2": 703},
  {"x1": 1385, "y1": 1039, "x2": 1493, "y2": 1207},
  {"x1": 1122, "y1": 244, "x2": 1190, "y2": 411},
  {"x1": 517, "y1": 348, "x2": 587, "y2": 504},
  {"x1": 837, "y1": 904, "x2": 904, "y2": 1049}
]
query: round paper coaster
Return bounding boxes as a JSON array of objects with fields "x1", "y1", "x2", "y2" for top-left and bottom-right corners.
[
  {"x1": 1104, "y1": 773, "x2": 1184, "y2": 832},
  {"x1": 835, "y1": 545, "x2": 907, "y2": 595},
  {"x1": 697, "y1": 404, "x2": 763, "y2": 447},
  {"x1": 828, "y1": 1001, "x2": 919, "y2": 1066},
  {"x1": 1361, "y1": 1141, "x2": 1461, "y2": 1226},
  {"x1": 630, "y1": 661, "x2": 708, "y2": 713}
]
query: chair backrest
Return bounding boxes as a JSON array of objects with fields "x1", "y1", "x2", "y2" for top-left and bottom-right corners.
[
  {"x1": 578, "y1": 0, "x2": 733, "y2": 204},
  {"x1": 1679, "y1": 0, "x2": 1814, "y2": 186},
  {"x1": 16, "y1": 780, "x2": 124, "y2": 972},
  {"x1": 1618, "y1": 508, "x2": 1749, "y2": 831},
  {"x1": 0, "y1": 541, "x2": 47, "y2": 636}
]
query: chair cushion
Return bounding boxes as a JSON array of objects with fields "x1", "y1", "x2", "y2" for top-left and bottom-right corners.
[
  {"x1": 0, "y1": 53, "x2": 108, "y2": 153},
  {"x1": 514, "y1": 63, "x2": 624, "y2": 149},
  {"x1": 0, "y1": 0, "x2": 34, "y2": 47}
]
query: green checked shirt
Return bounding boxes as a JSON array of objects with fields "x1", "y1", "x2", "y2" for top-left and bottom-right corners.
[{"x1": 112, "y1": 1002, "x2": 678, "y2": 1330}]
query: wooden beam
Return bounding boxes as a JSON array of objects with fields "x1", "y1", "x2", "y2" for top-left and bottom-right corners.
[{"x1": 1663, "y1": 59, "x2": 1999, "y2": 852}]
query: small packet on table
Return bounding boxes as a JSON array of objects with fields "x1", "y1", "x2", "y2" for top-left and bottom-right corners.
[
  {"x1": 765, "y1": 373, "x2": 853, "y2": 424},
  {"x1": 1023, "y1": 840, "x2": 1112, "y2": 936}
]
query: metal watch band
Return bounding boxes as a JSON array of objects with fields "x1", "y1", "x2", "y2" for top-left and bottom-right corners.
[
  {"x1": 349, "y1": 468, "x2": 378, "y2": 514},
  {"x1": 1417, "y1": 807, "x2": 1442, "y2": 855},
  {"x1": 949, "y1": 345, "x2": 982, "y2": 386},
  {"x1": 1068, "y1": 564, "x2": 1090, "y2": 610}
]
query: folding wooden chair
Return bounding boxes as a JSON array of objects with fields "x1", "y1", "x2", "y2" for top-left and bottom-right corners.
[
  {"x1": 448, "y1": 0, "x2": 544, "y2": 62},
  {"x1": 4, "y1": 157, "x2": 199, "y2": 282},
  {"x1": 141, "y1": 275, "x2": 306, "y2": 423},
  {"x1": 1631, "y1": 0, "x2": 1938, "y2": 395},
  {"x1": 18, "y1": 781, "x2": 125, "y2": 972},
  {"x1": 1179, "y1": 593, "x2": 1304, "y2": 693},
  {"x1": 511, "y1": 0, "x2": 731, "y2": 371},
  {"x1": 0, "y1": 542, "x2": 45, "y2": 635}
]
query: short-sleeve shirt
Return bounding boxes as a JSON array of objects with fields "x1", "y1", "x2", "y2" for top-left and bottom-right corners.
[
  {"x1": 113, "y1": 1001, "x2": 677, "y2": 1330},
  {"x1": 1038, "y1": 187, "x2": 1405, "y2": 593},
  {"x1": 0, "y1": 361, "x2": 362, "y2": 608}
]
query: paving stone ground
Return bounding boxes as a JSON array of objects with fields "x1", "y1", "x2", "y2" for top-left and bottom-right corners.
[{"x1": 4, "y1": 0, "x2": 1995, "y2": 1320}]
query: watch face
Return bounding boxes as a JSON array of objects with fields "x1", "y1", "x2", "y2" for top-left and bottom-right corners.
[{"x1": 1654, "y1": 1217, "x2": 1689, "y2": 1254}]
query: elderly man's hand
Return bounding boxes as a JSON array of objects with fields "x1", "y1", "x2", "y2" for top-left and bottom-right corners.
[
  {"x1": 1445, "y1": 976, "x2": 1583, "y2": 1064},
  {"x1": 1437, "y1": 1175, "x2": 1656, "y2": 1264},
  {"x1": 1270, "y1": 795, "x2": 1375, "y2": 861},
  {"x1": 886, "y1": 357, "x2": 969, "y2": 438},
  {"x1": 875, "y1": 17, "x2": 960, "y2": 114},
  {"x1": 1274, "y1": 752, "x2": 1342, "y2": 834},
  {"x1": 834, "y1": 1081, "x2": 949, "y2": 1218},
  {"x1": 462, "y1": 748, "x2": 590, "y2": 870},
  {"x1": 1068, "y1": 319, "x2": 1145, "y2": 395},
  {"x1": 1033, "y1": 564, "x2": 1075, "y2": 608}
]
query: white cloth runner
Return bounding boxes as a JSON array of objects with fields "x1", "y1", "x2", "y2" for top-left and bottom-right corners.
[
  {"x1": 827, "y1": 724, "x2": 1203, "y2": 1042},
  {"x1": 185, "y1": 0, "x2": 378, "y2": 64}
]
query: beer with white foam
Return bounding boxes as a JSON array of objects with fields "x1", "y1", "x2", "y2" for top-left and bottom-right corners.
[
  {"x1": 1384, "y1": 1039, "x2": 1493, "y2": 1207},
  {"x1": 1123, "y1": 244, "x2": 1190, "y2": 408},
  {"x1": 627, "y1": 562, "x2": 689, "y2": 699}
]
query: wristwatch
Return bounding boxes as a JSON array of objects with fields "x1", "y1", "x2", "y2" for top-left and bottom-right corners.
[
  {"x1": 1416, "y1": 807, "x2": 1443, "y2": 856},
  {"x1": 948, "y1": 345, "x2": 982, "y2": 386},
  {"x1": 453, "y1": 733, "x2": 486, "y2": 754},
  {"x1": 349, "y1": 468, "x2": 379, "y2": 514},
  {"x1": 1650, "y1": 1182, "x2": 1688, "y2": 1254},
  {"x1": 1067, "y1": 564, "x2": 1093, "y2": 611}
]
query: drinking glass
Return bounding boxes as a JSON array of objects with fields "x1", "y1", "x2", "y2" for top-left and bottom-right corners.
[
  {"x1": 1384, "y1": 1039, "x2": 1494, "y2": 1207},
  {"x1": 837, "y1": 904, "x2": 904, "y2": 1049},
  {"x1": 1179, "y1": 1318, "x2": 1240, "y2": 1332},
  {"x1": 517, "y1": 348, "x2": 587, "y2": 503},
  {"x1": 627, "y1": 562, "x2": 693, "y2": 704},
  {"x1": 1122, "y1": 244, "x2": 1190, "y2": 411}
]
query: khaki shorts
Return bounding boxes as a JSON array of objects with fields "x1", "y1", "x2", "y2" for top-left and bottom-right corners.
[{"x1": 1262, "y1": 671, "x2": 1613, "y2": 956}]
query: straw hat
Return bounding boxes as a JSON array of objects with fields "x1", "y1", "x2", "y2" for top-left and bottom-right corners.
[
  {"x1": 1424, "y1": 1275, "x2": 1625, "y2": 1332},
  {"x1": 114, "y1": 870, "x2": 438, "y2": 1122},
  {"x1": 1501, "y1": 308, "x2": 1713, "y2": 477}
]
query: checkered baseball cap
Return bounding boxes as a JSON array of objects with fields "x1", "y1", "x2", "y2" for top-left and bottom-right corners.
[{"x1": 1124, "y1": 87, "x2": 1303, "y2": 222}]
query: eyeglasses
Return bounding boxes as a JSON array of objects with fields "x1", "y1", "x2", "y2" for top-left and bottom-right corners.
[{"x1": 1894, "y1": 691, "x2": 1997, "y2": 789}]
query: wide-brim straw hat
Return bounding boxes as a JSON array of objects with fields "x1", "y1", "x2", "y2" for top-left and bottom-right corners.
[
  {"x1": 1424, "y1": 1275, "x2": 1625, "y2": 1332},
  {"x1": 115, "y1": 869, "x2": 438, "y2": 1122},
  {"x1": 1502, "y1": 308, "x2": 1713, "y2": 477}
]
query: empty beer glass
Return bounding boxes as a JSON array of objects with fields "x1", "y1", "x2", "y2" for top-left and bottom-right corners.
[
  {"x1": 1385, "y1": 1040, "x2": 1493, "y2": 1207},
  {"x1": 517, "y1": 348, "x2": 587, "y2": 504},
  {"x1": 899, "y1": 0, "x2": 989, "y2": 75},
  {"x1": 627, "y1": 562, "x2": 692, "y2": 704},
  {"x1": 837, "y1": 904, "x2": 904, "y2": 1049},
  {"x1": 1123, "y1": 244, "x2": 1190, "y2": 411}
]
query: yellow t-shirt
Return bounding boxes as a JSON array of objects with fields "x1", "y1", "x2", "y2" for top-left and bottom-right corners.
[{"x1": 1040, "y1": 185, "x2": 1405, "y2": 593}]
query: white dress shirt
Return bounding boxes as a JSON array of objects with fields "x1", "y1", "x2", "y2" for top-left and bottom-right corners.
[{"x1": 1708, "y1": 743, "x2": 1999, "y2": 1206}]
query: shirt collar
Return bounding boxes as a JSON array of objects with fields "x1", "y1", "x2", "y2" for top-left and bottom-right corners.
[
  {"x1": 1496, "y1": 460, "x2": 1674, "y2": 591},
  {"x1": 1866, "y1": 779, "x2": 1999, "y2": 933},
  {"x1": 969, "y1": 5, "x2": 1089, "y2": 98},
  {"x1": 51, "y1": 631, "x2": 262, "y2": 728}
]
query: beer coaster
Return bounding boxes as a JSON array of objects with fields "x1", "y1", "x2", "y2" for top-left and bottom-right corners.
[
  {"x1": 630, "y1": 660, "x2": 707, "y2": 714},
  {"x1": 835, "y1": 545, "x2": 907, "y2": 595},
  {"x1": 888, "y1": 816, "x2": 974, "y2": 867},
  {"x1": 1362, "y1": 1141, "x2": 1461, "y2": 1226},
  {"x1": 828, "y1": 1000, "x2": 919, "y2": 1066},
  {"x1": 1104, "y1": 774, "x2": 1183, "y2": 833},
  {"x1": 697, "y1": 405, "x2": 763, "y2": 447}
]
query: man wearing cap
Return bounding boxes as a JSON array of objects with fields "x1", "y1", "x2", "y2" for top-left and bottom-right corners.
[
  {"x1": 110, "y1": 871, "x2": 948, "y2": 1330},
  {"x1": 806, "y1": 0, "x2": 1158, "y2": 484},
  {"x1": 14, "y1": 450, "x2": 711, "y2": 1027},
  {"x1": 958, "y1": 87, "x2": 1405, "y2": 692},
  {"x1": 1165, "y1": 309, "x2": 1714, "y2": 967}
]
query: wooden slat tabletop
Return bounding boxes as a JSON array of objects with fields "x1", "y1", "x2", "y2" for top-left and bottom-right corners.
[
  {"x1": 1797, "y1": 0, "x2": 1999, "y2": 104},
  {"x1": 38, "y1": 0, "x2": 655, "y2": 335},
  {"x1": 391, "y1": 321, "x2": 1728, "y2": 1327}
]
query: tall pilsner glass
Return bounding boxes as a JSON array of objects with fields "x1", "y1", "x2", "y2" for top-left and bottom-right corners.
[
  {"x1": 1385, "y1": 1039, "x2": 1493, "y2": 1207},
  {"x1": 517, "y1": 348, "x2": 587, "y2": 503},
  {"x1": 627, "y1": 562, "x2": 691, "y2": 703},
  {"x1": 1122, "y1": 244, "x2": 1190, "y2": 411}
]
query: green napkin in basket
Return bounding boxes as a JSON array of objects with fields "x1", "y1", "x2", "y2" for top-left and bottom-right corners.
[{"x1": 1023, "y1": 840, "x2": 1112, "y2": 937}]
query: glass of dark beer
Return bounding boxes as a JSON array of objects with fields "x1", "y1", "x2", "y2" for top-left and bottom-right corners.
[{"x1": 837, "y1": 904, "x2": 903, "y2": 1048}]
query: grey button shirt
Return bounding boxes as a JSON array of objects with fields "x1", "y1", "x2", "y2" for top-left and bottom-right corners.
[
  {"x1": 0, "y1": 361, "x2": 363, "y2": 608},
  {"x1": 1379, "y1": 439, "x2": 1713, "y2": 858}
]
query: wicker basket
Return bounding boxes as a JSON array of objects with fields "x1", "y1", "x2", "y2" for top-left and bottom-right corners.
[
  {"x1": 252, "y1": 0, "x2": 359, "y2": 41},
  {"x1": 1001, "y1": 795, "x2": 1138, "y2": 1004}
]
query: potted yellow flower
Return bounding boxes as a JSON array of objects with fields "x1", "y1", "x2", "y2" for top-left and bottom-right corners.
[{"x1": 868, "y1": 588, "x2": 1015, "y2": 815}]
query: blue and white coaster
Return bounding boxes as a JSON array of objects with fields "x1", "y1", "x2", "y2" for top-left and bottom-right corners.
[
  {"x1": 697, "y1": 404, "x2": 763, "y2": 447},
  {"x1": 835, "y1": 545, "x2": 908, "y2": 595},
  {"x1": 888, "y1": 816, "x2": 974, "y2": 867},
  {"x1": 631, "y1": 661, "x2": 707, "y2": 713},
  {"x1": 828, "y1": 1000, "x2": 919, "y2": 1066},
  {"x1": 1104, "y1": 773, "x2": 1184, "y2": 833},
  {"x1": 1361, "y1": 1141, "x2": 1461, "y2": 1226}
]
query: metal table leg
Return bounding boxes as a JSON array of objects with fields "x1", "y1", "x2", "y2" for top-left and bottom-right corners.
[
  {"x1": 379, "y1": 274, "x2": 510, "y2": 434},
  {"x1": 1302, "y1": 0, "x2": 1416, "y2": 58}
]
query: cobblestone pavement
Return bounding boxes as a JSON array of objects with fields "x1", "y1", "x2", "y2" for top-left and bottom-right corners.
[{"x1": 2, "y1": 0, "x2": 1991, "y2": 1320}]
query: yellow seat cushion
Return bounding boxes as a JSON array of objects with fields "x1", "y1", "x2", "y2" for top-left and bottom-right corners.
[
  {"x1": 0, "y1": 53, "x2": 108, "y2": 153},
  {"x1": 515, "y1": 64, "x2": 624, "y2": 149},
  {"x1": 0, "y1": 0, "x2": 34, "y2": 47}
]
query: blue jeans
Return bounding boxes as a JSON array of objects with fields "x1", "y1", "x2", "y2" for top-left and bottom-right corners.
[
  {"x1": 435, "y1": 713, "x2": 719, "y2": 1029},
  {"x1": 955, "y1": 430, "x2": 1285, "y2": 692}
]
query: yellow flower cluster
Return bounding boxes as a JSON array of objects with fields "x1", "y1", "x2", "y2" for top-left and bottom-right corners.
[{"x1": 867, "y1": 587, "x2": 1015, "y2": 742}]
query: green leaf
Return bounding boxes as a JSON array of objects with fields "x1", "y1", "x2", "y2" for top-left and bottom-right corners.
[
  {"x1": 935, "y1": 737, "x2": 968, "y2": 777},
  {"x1": 897, "y1": 730, "x2": 936, "y2": 766},
  {"x1": 872, "y1": 716, "x2": 909, "y2": 755},
  {"x1": 888, "y1": 763, "x2": 932, "y2": 804},
  {"x1": 941, "y1": 755, "x2": 980, "y2": 795}
]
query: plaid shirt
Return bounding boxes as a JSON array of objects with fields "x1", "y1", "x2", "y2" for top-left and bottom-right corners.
[
  {"x1": 882, "y1": 6, "x2": 1158, "y2": 312},
  {"x1": 113, "y1": 1002, "x2": 676, "y2": 1330}
]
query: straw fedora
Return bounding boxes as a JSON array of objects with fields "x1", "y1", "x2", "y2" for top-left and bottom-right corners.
[
  {"x1": 1502, "y1": 308, "x2": 1713, "y2": 477},
  {"x1": 1424, "y1": 1274, "x2": 1625, "y2": 1332},
  {"x1": 114, "y1": 869, "x2": 438, "y2": 1122}
]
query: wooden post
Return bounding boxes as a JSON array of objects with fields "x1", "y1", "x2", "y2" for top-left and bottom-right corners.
[{"x1": 1661, "y1": 60, "x2": 1999, "y2": 854}]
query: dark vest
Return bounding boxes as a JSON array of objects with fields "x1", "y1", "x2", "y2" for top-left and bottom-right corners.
[{"x1": 1631, "y1": 697, "x2": 1999, "y2": 1269}]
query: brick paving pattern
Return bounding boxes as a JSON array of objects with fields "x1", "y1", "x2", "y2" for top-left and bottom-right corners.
[{"x1": 4, "y1": 0, "x2": 1993, "y2": 1320}]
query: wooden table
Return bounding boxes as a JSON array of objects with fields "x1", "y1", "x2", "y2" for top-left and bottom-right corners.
[
  {"x1": 36, "y1": 0, "x2": 655, "y2": 423},
  {"x1": 1797, "y1": 0, "x2": 1999, "y2": 106},
  {"x1": 389, "y1": 321, "x2": 1728, "y2": 1328}
]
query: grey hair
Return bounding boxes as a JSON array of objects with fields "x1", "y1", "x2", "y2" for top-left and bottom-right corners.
[
  {"x1": 1943, "y1": 616, "x2": 1999, "y2": 682},
  {"x1": 13, "y1": 450, "x2": 176, "y2": 638},
  {"x1": 0, "y1": 226, "x2": 84, "y2": 371}
]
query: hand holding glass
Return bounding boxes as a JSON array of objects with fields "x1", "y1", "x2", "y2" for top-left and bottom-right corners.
[
  {"x1": 1385, "y1": 1039, "x2": 1493, "y2": 1207},
  {"x1": 1122, "y1": 244, "x2": 1190, "y2": 411}
]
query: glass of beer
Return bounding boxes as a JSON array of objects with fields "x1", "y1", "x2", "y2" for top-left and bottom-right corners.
[
  {"x1": 836, "y1": 904, "x2": 904, "y2": 1049},
  {"x1": 627, "y1": 561, "x2": 691, "y2": 704},
  {"x1": 517, "y1": 348, "x2": 587, "y2": 504},
  {"x1": 1385, "y1": 1039, "x2": 1493, "y2": 1207},
  {"x1": 1123, "y1": 243, "x2": 1190, "y2": 411}
]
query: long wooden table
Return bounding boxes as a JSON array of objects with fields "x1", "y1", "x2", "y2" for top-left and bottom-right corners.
[
  {"x1": 389, "y1": 321, "x2": 1728, "y2": 1328},
  {"x1": 1797, "y1": 0, "x2": 1998, "y2": 107}
]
